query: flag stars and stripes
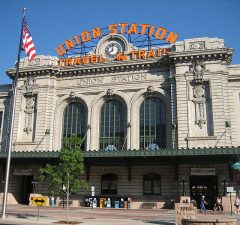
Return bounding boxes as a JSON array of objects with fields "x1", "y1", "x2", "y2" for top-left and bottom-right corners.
[{"x1": 22, "y1": 16, "x2": 37, "y2": 61}]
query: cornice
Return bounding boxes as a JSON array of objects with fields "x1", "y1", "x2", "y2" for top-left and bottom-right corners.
[
  {"x1": 169, "y1": 48, "x2": 233, "y2": 64},
  {"x1": 6, "y1": 58, "x2": 170, "y2": 79}
]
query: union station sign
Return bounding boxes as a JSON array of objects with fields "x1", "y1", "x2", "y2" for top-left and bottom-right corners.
[{"x1": 55, "y1": 23, "x2": 179, "y2": 67}]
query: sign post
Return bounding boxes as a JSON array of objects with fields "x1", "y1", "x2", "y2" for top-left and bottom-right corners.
[
  {"x1": 226, "y1": 187, "x2": 235, "y2": 216},
  {"x1": 31, "y1": 197, "x2": 47, "y2": 221}
]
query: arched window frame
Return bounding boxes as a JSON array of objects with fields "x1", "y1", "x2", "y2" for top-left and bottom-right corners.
[
  {"x1": 99, "y1": 99, "x2": 125, "y2": 151},
  {"x1": 139, "y1": 97, "x2": 166, "y2": 149},
  {"x1": 62, "y1": 102, "x2": 87, "y2": 147},
  {"x1": 143, "y1": 173, "x2": 161, "y2": 195}
]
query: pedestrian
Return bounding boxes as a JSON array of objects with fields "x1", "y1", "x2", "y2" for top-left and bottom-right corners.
[
  {"x1": 200, "y1": 196, "x2": 207, "y2": 213},
  {"x1": 213, "y1": 196, "x2": 222, "y2": 213},
  {"x1": 127, "y1": 196, "x2": 132, "y2": 210},
  {"x1": 234, "y1": 196, "x2": 240, "y2": 214}
]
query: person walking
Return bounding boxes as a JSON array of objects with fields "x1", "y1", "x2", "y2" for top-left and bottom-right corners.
[
  {"x1": 200, "y1": 196, "x2": 207, "y2": 213},
  {"x1": 234, "y1": 196, "x2": 240, "y2": 214},
  {"x1": 213, "y1": 196, "x2": 222, "y2": 213},
  {"x1": 127, "y1": 196, "x2": 132, "y2": 210}
]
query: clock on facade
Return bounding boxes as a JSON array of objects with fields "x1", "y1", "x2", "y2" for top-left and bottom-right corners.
[{"x1": 104, "y1": 41, "x2": 123, "y2": 59}]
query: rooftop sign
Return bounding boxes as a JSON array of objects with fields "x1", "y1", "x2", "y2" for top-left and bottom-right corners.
[{"x1": 55, "y1": 23, "x2": 179, "y2": 66}]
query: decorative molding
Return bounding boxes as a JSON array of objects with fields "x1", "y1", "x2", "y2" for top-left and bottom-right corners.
[{"x1": 189, "y1": 41, "x2": 205, "y2": 50}]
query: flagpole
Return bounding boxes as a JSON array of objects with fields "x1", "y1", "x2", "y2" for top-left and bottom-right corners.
[{"x1": 1, "y1": 8, "x2": 26, "y2": 219}]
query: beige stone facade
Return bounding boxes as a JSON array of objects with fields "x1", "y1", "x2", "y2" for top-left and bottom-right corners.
[{"x1": 0, "y1": 37, "x2": 240, "y2": 209}]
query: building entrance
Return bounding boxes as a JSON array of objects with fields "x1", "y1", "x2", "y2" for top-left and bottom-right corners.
[
  {"x1": 20, "y1": 175, "x2": 34, "y2": 204},
  {"x1": 190, "y1": 175, "x2": 218, "y2": 209}
]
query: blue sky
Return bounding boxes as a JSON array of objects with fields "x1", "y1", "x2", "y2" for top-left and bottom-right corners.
[{"x1": 1, "y1": 0, "x2": 240, "y2": 84}]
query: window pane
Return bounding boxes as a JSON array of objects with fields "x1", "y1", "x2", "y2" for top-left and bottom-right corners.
[
  {"x1": 144, "y1": 180, "x2": 152, "y2": 194},
  {"x1": 100, "y1": 100, "x2": 125, "y2": 150},
  {"x1": 140, "y1": 98, "x2": 166, "y2": 149},
  {"x1": 63, "y1": 103, "x2": 86, "y2": 142}
]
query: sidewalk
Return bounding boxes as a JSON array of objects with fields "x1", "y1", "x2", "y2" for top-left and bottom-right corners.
[{"x1": 0, "y1": 205, "x2": 240, "y2": 225}]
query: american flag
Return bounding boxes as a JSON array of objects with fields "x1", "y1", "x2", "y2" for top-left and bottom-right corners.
[{"x1": 22, "y1": 16, "x2": 37, "y2": 61}]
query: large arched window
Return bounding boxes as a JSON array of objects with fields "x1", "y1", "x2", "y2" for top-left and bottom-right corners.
[
  {"x1": 143, "y1": 173, "x2": 161, "y2": 195},
  {"x1": 101, "y1": 174, "x2": 118, "y2": 195},
  {"x1": 63, "y1": 102, "x2": 86, "y2": 138},
  {"x1": 99, "y1": 100, "x2": 125, "y2": 150},
  {"x1": 140, "y1": 97, "x2": 166, "y2": 149}
]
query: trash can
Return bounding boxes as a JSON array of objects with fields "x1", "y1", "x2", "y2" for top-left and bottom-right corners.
[
  {"x1": 93, "y1": 198, "x2": 97, "y2": 208},
  {"x1": 85, "y1": 198, "x2": 90, "y2": 207},
  {"x1": 100, "y1": 198, "x2": 105, "y2": 208},
  {"x1": 107, "y1": 198, "x2": 111, "y2": 208},
  {"x1": 115, "y1": 201, "x2": 119, "y2": 208},
  {"x1": 170, "y1": 199, "x2": 175, "y2": 210},
  {"x1": 120, "y1": 198, "x2": 124, "y2": 208}
]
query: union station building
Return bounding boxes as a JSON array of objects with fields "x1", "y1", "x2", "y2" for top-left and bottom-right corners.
[{"x1": 0, "y1": 26, "x2": 240, "y2": 209}]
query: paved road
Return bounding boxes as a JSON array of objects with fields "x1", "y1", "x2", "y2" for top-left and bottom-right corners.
[{"x1": 0, "y1": 205, "x2": 240, "y2": 225}]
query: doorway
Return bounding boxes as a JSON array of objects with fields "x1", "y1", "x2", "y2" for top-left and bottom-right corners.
[
  {"x1": 190, "y1": 175, "x2": 218, "y2": 209},
  {"x1": 20, "y1": 175, "x2": 34, "y2": 204}
]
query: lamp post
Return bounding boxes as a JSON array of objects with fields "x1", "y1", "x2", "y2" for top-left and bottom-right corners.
[
  {"x1": 222, "y1": 177, "x2": 228, "y2": 196},
  {"x1": 182, "y1": 177, "x2": 186, "y2": 196},
  {"x1": 91, "y1": 185, "x2": 95, "y2": 211}
]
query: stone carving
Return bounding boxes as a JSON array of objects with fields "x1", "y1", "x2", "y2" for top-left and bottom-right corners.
[
  {"x1": 106, "y1": 89, "x2": 114, "y2": 97},
  {"x1": 24, "y1": 77, "x2": 36, "y2": 95},
  {"x1": 24, "y1": 96, "x2": 36, "y2": 134},
  {"x1": 192, "y1": 85, "x2": 206, "y2": 129},
  {"x1": 147, "y1": 86, "x2": 154, "y2": 94},
  {"x1": 23, "y1": 77, "x2": 37, "y2": 135},
  {"x1": 69, "y1": 92, "x2": 77, "y2": 99},
  {"x1": 189, "y1": 41, "x2": 205, "y2": 50},
  {"x1": 191, "y1": 61, "x2": 206, "y2": 82}
]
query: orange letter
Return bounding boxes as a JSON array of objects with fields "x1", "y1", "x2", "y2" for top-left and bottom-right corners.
[
  {"x1": 155, "y1": 27, "x2": 167, "y2": 40},
  {"x1": 166, "y1": 32, "x2": 179, "y2": 44},
  {"x1": 147, "y1": 49, "x2": 155, "y2": 58},
  {"x1": 109, "y1": 24, "x2": 117, "y2": 34},
  {"x1": 148, "y1": 25, "x2": 155, "y2": 36},
  {"x1": 91, "y1": 55, "x2": 97, "y2": 64},
  {"x1": 75, "y1": 35, "x2": 81, "y2": 45},
  {"x1": 163, "y1": 48, "x2": 170, "y2": 55},
  {"x1": 74, "y1": 57, "x2": 81, "y2": 65},
  {"x1": 92, "y1": 27, "x2": 102, "y2": 38},
  {"x1": 129, "y1": 51, "x2": 138, "y2": 59},
  {"x1": 157, "y1": 48, "x2": 162, "y2": 57},
  {"x1": 99, "y1": 54, "x2": 107, "y2": 63},
  {"x1": 138, "y1": 50, "x2": 145, "y2": 59},
  {"x1": 119, "y1": 23, "x2": 128, "y2": 34},
  {"x1": 81, "y1": 31, "x2": 91, "y2": 42},
  {"x1": 65, "y1": 38, "x2": 75, "y2": 50},
  {"x1": 140, "y1": 24, "x2": 149, "y2": 35},
  {"x1": 65, "y1": 58, "x2": 72, "y2": 66},
  {"x1": 127, "y1": 23, "x2": 138, "y2": 34},
  {"x1": 82, "y1": 56, "x2": 90, "y2": 64},
  {"x1": 58, "y1": 59, "x2": 65, "y2": 67},
  {"x1": 55, "y1": 45, "x2": 66, "y2": 56}
]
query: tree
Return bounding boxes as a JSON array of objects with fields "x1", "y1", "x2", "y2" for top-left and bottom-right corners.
[{"x1": 38, "y1": 134, "x2": 88, "y2": 198}]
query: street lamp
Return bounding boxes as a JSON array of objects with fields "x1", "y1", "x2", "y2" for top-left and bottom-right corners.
[
  {"x1": 31, "y1": 177, "x2": 38, "y2": 194},
  {"x1": 91, "y1": 185, "x2": 95, "y2": 211},
  {"x1": 222, "y1": 177, "x2": 228, "y2": 196},
  {"x1": 180, "y1": 177, "x2": 187, "y2": 196}
]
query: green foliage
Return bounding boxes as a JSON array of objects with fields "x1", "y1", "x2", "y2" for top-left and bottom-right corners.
[{"x1": 38, "y1": 134, "x2": 88, "y2": 196}]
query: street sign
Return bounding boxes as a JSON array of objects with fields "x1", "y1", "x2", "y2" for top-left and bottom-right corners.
[
  {"x1": 32, "y1": 197, "x2": 47, "y2": 206},
  {"x1": 227, "y1": 187, "x2": 235, "y2": 193}
]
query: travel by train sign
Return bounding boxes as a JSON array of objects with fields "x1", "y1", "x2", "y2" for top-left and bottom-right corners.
[{"x1": 55, "y1": 23, "x2": 179, "y2": 67}]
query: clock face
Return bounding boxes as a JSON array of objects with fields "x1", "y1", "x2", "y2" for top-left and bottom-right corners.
[{"x1": 104, "y1": 41, "x2": 123, "y2": 59}]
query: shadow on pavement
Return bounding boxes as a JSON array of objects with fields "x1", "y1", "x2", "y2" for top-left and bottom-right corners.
[{"x1": 143, "y1": 220, "x2": 175, "y2": 225}]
